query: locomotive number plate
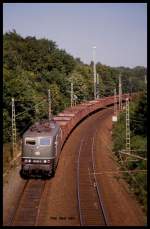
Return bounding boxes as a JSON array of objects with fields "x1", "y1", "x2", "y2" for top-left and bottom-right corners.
[{"x1": 33, "y1": 159, "x2": 41, "y2": 163}]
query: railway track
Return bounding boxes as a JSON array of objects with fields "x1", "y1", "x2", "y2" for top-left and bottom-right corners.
[
  {"x1": 77, "y1": 133, "x2": 109, "y2": 226},
  {"x1": 3, "y1": 106, "x2": 145, "y2": 226},
  {"x1": 7, "y1": 179, "x2": 46, "y2": 226}
]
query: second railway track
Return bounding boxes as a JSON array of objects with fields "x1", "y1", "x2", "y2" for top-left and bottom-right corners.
[{"x1": 77, "y1": 132, "x2": 109, "y2": 226}]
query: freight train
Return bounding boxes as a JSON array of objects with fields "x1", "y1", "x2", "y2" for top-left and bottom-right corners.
[{"x1": 20, "y1": 94, "x2": 130, "y2": 179}]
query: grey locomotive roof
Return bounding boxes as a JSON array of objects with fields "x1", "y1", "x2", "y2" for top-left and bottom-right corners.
[{"x1": 23, "y1": 119, "x2": 60, "y2": 138}]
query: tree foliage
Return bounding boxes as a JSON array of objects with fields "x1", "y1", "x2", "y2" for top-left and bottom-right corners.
[{"x1": 3, "y1": 31, "x2": 146, "y2": 143}]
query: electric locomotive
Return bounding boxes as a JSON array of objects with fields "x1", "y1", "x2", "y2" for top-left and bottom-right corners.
[{"x1": 20, "y1": 119, "x2": 62, "y2": 178}]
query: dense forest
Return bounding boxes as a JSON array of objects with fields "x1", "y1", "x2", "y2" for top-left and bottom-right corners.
[{"x1": 3, "y1": 30, "x2": 147, "y2": 143}]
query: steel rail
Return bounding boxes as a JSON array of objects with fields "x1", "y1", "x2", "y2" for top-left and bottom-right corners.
[
  {"x1": 7, "y1": 180, "x2": 29, "y2": 226},
  {"x1": 34, "y1": 180, "x2": 47, "y2": 226},
  {"x1": 76, "y1": 110, "x2": 112, "y2": 226},
  {"x1": 76, "y1": 138, "x2": 85, "y2": 226},
  {"x1": 9, "y1": 179, "x2": 47, "y2": 226},
  {"x1": 91, "y1": 136, "x2": 109, "y2": 226}
]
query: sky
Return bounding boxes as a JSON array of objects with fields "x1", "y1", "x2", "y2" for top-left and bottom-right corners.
[{"x1": 3, "y1": 3, "x2": 147, "y2": 68}]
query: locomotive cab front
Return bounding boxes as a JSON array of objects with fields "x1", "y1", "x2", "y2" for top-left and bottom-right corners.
[{"x1": 20, "y1": 120, "x2": 61, "y2": 178}]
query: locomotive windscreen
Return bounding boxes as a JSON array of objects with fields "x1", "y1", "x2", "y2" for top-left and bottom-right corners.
[{"x1": 39, "y1": 137, "x2": 51, "y2": 146}]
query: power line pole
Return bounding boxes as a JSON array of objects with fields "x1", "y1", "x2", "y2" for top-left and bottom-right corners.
[
  {"x1": 119, "y1": 73, "x2": 122, "y2": 111},
  {"x1": 92, "y1": 46, "x2": 97, "y2": 100},
  {"x1": 71, "y1": 82, "x2": 74, "y2": 107},
  {"x1": 12, "y1": 98, "x2": 16, "y2": 159},
  {"x1": 48, "y1": 89, "x2": 51, "y2": 121},
  {"x1": 126, "y1": 97, "x2": 130, "y2": 153}
]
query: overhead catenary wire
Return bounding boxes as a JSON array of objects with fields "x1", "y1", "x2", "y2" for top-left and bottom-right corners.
[{"x1": 10, "y1": 96, "x2": 50, "y2": 145}]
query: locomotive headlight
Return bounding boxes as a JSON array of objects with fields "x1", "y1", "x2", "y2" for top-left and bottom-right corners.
[{"x1": 23, "y1": 159, "x2": 31, "y2": 163}]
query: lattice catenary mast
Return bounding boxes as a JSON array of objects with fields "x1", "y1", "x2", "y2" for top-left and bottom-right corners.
[
  {"x1": 119, "y1": 73, "x2": 122, "y2": 111},
  {"x1": 12, "y1": 98, "x2": 17, "y2": 158},
  {"x1": 125, "y1": 97, "x2": 131, "y2": 153}
]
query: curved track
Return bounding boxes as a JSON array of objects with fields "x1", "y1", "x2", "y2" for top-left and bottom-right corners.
[
  {"x1": 3, "y1": 106, "x2": 145, "y2": 226},
  {"x1": 76, "y1": 112, "x2": 110, "y2": 226}
]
